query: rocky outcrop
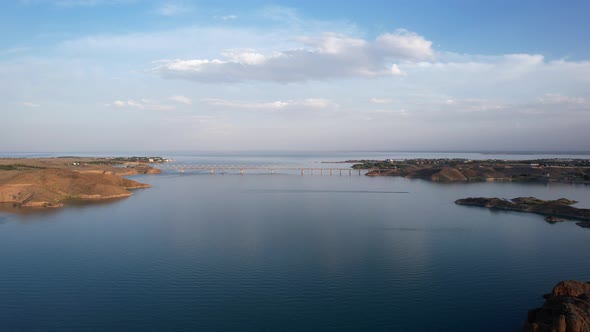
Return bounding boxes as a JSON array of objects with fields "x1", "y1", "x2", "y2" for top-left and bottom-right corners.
[
  {"x1": 455, "y1": 197, "x2": 590, "y2": 225},
  {"x1": 524, "y1": 280, "x2": 590, "y2": 332},
  {"x1": 545, "y1": 216, "x2": 565, "y2": 223}
]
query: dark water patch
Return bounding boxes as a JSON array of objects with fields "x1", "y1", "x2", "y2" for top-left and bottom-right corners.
[
  {"x1": 61, "y1": 196, "x2": 129, "y2": 207},
  {"x1": 246, "y1": 189, "x2": 410, "y2": 194},
  {"x1": 0, "y1": 197, "x2": 131, "y2": 216},
  {"x1": 381, "y1": 227, "x2": 469, "y2": 232},
  {"x1": 0, "y1": 203, "x2": 62, "y2": 216}
]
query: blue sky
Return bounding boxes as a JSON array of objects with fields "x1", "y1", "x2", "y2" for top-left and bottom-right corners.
[
  {"x1": 4, "y1": 1, "x2": 590, "y2": 59},
  {"x1": 2, "y1": 0, "x2": 590, "y2": 152}
]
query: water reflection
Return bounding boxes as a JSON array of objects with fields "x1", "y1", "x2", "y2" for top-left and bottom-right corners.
[{"x1": 0, "y1": 157, "x2": 589, "y2": 331}]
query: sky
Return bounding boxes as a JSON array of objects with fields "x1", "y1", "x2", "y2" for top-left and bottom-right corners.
[{"x1": 1, "y1": 0, "x2": 590, "y2": 152}]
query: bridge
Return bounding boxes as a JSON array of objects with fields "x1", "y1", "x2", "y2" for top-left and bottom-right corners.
[{"x1": 153, "y1": 164, "x2": 366, "y2": 176}]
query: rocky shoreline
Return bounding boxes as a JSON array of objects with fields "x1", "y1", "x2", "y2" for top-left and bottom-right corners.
[
  {"x1": 455, "y1": 197, "x2": 590, "y2": 227},
  {"x1": 354, "y1": 158, "x2": 590, "y2": 184},
  {"x1": 524, "y1": 280, "x2": 590, "y2": 332}
]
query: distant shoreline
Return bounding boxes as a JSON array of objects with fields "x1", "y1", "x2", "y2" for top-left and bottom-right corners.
[{"x1": 346, "y1": 158, "x2": 590, "y2": 184}]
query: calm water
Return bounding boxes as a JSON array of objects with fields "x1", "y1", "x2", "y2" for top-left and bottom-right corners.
[{"x1": 1, "y1": 152, "x2": 590, "y2": 331}]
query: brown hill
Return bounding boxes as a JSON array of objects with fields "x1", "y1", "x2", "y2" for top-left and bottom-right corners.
[
  {"x1": 431, "y1": 167, "x2": 467, "y2": 181},
  {"x1": 0, "y1": 169, "x2": 150, "y2": 208}
]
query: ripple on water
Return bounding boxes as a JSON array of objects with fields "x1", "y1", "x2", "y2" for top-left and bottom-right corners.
[{"x1": 0, "y1": 173, "x2": 590, "y2": 331}]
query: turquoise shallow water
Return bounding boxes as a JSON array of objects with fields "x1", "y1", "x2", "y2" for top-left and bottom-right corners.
[{"x1": 1, "y1": 153, "x2": 590, "y2": 331}]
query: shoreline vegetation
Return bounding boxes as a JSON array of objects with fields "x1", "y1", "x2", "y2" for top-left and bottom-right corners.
[
  {"x1": 0, "y1": 157, "x2": 164, "y2": 210},
  {"x1": 336, "y1": 158, "x2": 590, "y2": 184}
]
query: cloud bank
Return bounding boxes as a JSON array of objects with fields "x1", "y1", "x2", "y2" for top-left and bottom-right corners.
[
  {"x1": 154, "y1": 30, "x2": 433, "y2": 83},
  {"x1": 201, "y1": 98, "x2": 338, "y2": 110}
]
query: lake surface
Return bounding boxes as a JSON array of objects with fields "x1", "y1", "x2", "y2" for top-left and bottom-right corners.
[{"x1": 1, "y1": 152, "x2": 590, "y2": 331}]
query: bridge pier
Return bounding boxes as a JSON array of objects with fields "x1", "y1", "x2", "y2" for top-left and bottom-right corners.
[
  {"x1": 301, "y1": 169, "x2": 304, "y2": 176},
  {"x1": 339, "y1": 169, "x2": 342, "y2": 176},
  {"x1": 320, "y1": 169, "x2": 323, "y2": 176},
  {"x1": 349, "y1": 169, "x2": 351, "y2": 176},
  {"x1": 330, "y1": 169, "x2": 333, "y2": 176},
  {"x1": 358, "y1": 169, "x2": 361, "y2": 176}
]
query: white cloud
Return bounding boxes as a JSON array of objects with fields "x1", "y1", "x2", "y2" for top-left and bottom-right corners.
[
  {"x1": 3, "y1": 6, "x2": 590, "y2": 151},
  {"x1": 154, "y1": 30, "x2": 434, "y2": 83},
  {"x1": 201, "y1": 97, "x2": 338, "y2": 110},
  {"x1": 375, "y1": 30, "x2": 434, "y2": 60},
  {"x1": 221, "y1": 49, "x2": 268, "y2": 65},
  {"x1": 202, "y1": 98, "x2": 290, "y2": 110},
  {"x1": 373, "y1": 109, "x2": 408, "y2": 117},
  {"x1": 433, "y1": 98, "x2": 505, "y2": 113},
  {"x1": 402, "y1": 94, "x2": 590, "y2": 118},
  {"x1": 20, "y1": 0, "x2": 136, "y2": 6},
  {"x1": 216, "y1": 14, "x2": 238, "y2": 20},
  {"x1": 299, "y1": 98, "x2": 338, "y2": 108},
  {"x1": 56, "y1": 26, "x2": 287, "y2": 59},
  {"x1": 390, "y1": 64, "x2": 404, "y2": 76},
  {"x1": 169, "y1": 95, "x2": 192, "y2": 105},
  {"x1": 111, "y1": 99, "x2": 175, "y2": 110},
  {"x1": 0, "y1": 47, "x2": 30, "y2": 56},
  {"x1": 259, "y1": 6, "x2": 303, "y2": 24},
  {"x1": 155, "y1": 3, "x2": 191, "y2": 16},
  {"x1": 391, "y1": 54, "x2": 590, "y2": 101},
  {"x1": 538, "y1": 93, "x2": 588, "y2": 105},
  {"x1": 295, "y1": 33, "x2": 368, "y2": 55},
  {"x1": 22, "y1": 102, "x2": 41, "y2": 107},
  {"x1": 369, "y1": 98, "x2": 394, "y2": 104}
]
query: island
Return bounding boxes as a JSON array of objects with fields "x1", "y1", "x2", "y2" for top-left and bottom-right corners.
[
  {"x1": 455, "y1": 197, "x2": 590, "y2": 227},
  {"x1": 0, "y1": 157, "x2": 163, "y2": 210},
  {"x1": 342, "y1": 158, "x2": 590, "y2": 184},
  {"x1": 524, "y1": 280, "x2": 590, "y2": 332}
]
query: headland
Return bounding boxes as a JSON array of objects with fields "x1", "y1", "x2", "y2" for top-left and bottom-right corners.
[
  {"x1": 342, "y1": 158, "x2": 590, "y2": 184},
  {"x1": 0, "y1": 157, "x2": 163, "y2": 210},
  {"x1": 455, "y1": 196, "x2": 590, "y2": 227}
]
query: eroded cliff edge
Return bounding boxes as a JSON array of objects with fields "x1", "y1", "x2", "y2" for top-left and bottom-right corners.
[{"x1": 524, "y1": 280, "x2": 590, "y2": 332}]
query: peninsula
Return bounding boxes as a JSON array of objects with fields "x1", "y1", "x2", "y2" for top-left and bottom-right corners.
[
  {"x1": 455, "y1": 197, "x2": 590, "y2": 227},
  {"x1": 346, "y1": 158, "x2": 590, "y2": 184},
  {"x1": 0, "y1": 157, "x2": 162, "y2": 210}
]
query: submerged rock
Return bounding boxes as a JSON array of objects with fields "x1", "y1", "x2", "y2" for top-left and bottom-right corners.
[
  {"x1": 545, "y1": 216, "x2": 565, "y2": 224},
  {"x1": 524, "y1": 280, "x2": 590, "y2": 332}
]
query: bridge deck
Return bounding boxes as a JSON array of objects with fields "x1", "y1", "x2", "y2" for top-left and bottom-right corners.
[{"x1": 153, "y1": 164, "x2": 372, "y2": 175}]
